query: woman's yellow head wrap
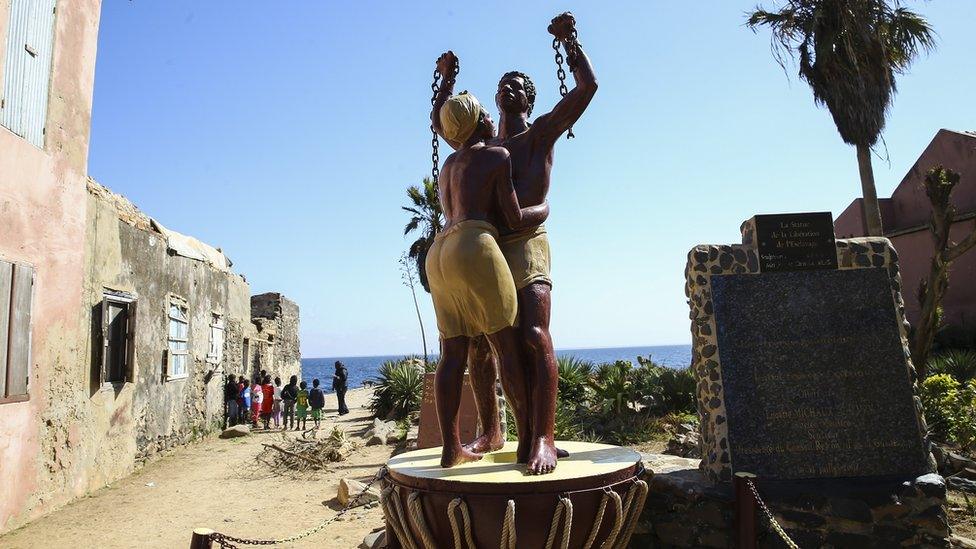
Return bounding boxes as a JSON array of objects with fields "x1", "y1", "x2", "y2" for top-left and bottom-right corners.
[{"x1": 439, "y1": 92, "x2": 483, "y2": 144}]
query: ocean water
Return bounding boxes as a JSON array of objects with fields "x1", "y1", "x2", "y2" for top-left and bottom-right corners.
[{"x1": 301, "y1": 344, "x2": 692, "y2": 393}]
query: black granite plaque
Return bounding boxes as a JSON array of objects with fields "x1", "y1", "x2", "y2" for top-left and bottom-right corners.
[
  {"x1": 711, "y1": 268, "x2": 929, "y2": 480},
  {"x1": 755, "y1": 212, "x2": 838, "y2": 272}
]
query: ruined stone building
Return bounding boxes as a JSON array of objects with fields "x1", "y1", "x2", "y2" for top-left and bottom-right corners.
[
  {"x1": 0, "y1": 0, "x2": 300, "y2": 534},
  {"x1": 250, "y1": 293, "x2": 302, "y2": 381}
]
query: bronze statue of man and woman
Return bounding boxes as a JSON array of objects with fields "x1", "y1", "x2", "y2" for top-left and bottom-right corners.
[{"x1": 426, "y1": 12, "x2": 597, "y2": 475}]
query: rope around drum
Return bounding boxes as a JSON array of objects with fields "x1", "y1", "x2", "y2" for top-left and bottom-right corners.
[
  {"x1": 205, "y1": 466, "x2": 389, "y2": 548},
  {"x1": 380, "y1": 470, "x2": 649, "y2": 549}
]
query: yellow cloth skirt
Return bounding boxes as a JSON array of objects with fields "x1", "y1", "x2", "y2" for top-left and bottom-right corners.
[
  {"x1": 426, "y1": 220, "x2": 518, "y2": 339},
  {"x1": 498, "y1": 224, "x2": 552, "y2": 290}
]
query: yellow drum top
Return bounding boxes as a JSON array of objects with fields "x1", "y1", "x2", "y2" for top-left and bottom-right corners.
[{"x1": 387, "y1": 441, "x2": 640, "y2": 484}]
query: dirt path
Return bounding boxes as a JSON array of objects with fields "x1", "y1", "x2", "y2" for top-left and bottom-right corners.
[{"x1": 0, "y1": 388, "x2": 390, "y2": 549}]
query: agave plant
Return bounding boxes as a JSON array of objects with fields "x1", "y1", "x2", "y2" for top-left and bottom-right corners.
[
  {"x1": 928, "y1": 349, "x2": 976, "y2": 384},
  {"x1": 589, "y1": 361, "x2": 636, "y2": 417},
  {"x1": 557, "y1": 355, "x2": 593, "y2": 406},
  {"x1": 368, "y1": 358, "x2": 426, "y2": 420}
]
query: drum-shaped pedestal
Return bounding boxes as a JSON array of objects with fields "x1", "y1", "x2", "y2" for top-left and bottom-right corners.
[{"x1": 382, "y1": 441, "x2": 646, "y2": 549}]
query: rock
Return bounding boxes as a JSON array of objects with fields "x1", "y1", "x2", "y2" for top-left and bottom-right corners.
[
  {"x1": 338, "y1": 478, "x2": 380, "y2": 508},
  {"x1": 361, "y1": 529, "x2": 387, "y2": 549},
  {"x1": 947, "y1": 452, "x2": 976, "y2": 475},
  {"x1": 948, "y1": 476, "x2": 976, "y2": 494},
  {"x1": 952, "y1": 534, "x2": 976, "y2": 549},
  {"x1": 365, "y1": 418, "x2": 399, "y2": 446},
  {"x1": 914, "y1": 473, "x2": 947, "y2": 499},
  {"x1": 665, "y1": 430, "x2": 701, "y2": 459},
  {"x1": 220, "y1": 424, "x2": 250, "y2": 439}
]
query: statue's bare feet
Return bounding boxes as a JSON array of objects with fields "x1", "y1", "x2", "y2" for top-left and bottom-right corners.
[
  {"x1": 526, "y1": 438, "x2": 558, "y2": 475},
  {"x1": 441, "y1": 446, "x2": 484, "y2": 468},
  {"x1": 556, "y1": 447, "x2": 569, "y2": 459},
  {"x1": 463, "y1": 431, "x2": 505, "y2": 454}
]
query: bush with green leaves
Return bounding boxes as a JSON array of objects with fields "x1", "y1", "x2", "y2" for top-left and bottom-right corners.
[
  {"x1": 368, "y1": 356, "x2": 431, "y2": 421},
  {"x1": 634, "y1": 357, "x2": 697, "y2": 416},
  {"x1": 921, "y1": 373, "x2": 976, "y2": 451}
]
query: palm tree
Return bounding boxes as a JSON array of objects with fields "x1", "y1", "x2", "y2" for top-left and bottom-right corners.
[
  {"x1": 402, "y1": 177, "x2": 444, "y2": 292},
  {"x1": 747, "y1": 0, "x2": 935, "y2": 236}
]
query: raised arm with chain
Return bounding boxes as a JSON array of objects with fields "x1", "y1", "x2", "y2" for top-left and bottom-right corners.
[
  {"x1": 537, "y1": 12, "x2": 598, "y2": 143},
  {"x1": 430, "y1": 51, "x2": 462, "y2": 159}
]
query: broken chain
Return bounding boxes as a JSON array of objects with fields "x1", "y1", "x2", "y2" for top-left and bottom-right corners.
[{"x1": 209, "y1": 466, "x2": 389, "y2": 547}]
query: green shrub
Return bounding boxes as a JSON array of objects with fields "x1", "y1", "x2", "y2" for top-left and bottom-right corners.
[
  {"x1": 928, "y1": 349, "x2": 976, "y2": 383},
  {"x1": 557, "y1": 356, "x2": 593, "y2": 405},
  {"x1": 589, "y1": 361, "x2": 637, "y2": 417},
  {"x1": 634, "y1": 358, "x2": 697, "y2": 416},
  {"x1": 369, "y1": 358, "x2": 426, "y2": 420},
  {"x1": 921, "y1": 374, "x2": 976, "y2": 451},
  {"x1": 921, "y1": 374, "x2": 959, "y2": 441}
]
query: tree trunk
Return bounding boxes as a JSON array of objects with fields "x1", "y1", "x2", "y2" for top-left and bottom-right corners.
[{"x1": 856, "y1": 144, "x2": 885, "y2": 237}]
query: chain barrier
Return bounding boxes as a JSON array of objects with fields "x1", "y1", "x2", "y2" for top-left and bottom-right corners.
[
  {"x1": 551, "y1": 30, "x2": 578, "y2": 139},
  {"x1": 430, "y1": 61, "x2": 459, "y2": 185},
  {"x1": 207, "y1": 466, "x2": 388, "y2": 548},
  {"x1": 746, "y1": 478, "x2": 800, "y2": 549}
]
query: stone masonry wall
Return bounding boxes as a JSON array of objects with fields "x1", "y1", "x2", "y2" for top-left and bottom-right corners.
[{"x1": 634, "y1": 454, "x2": 950, "y2": 548}]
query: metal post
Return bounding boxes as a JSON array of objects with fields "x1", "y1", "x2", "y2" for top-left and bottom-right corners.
[
  {"x1": 734, "y1": 472, "x2": 757, "y2": 549},
  {"x1": 189, "y1": 528, "x2": 214, "y2": 549}
]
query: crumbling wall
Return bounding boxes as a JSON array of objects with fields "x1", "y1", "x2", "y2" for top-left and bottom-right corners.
[{"x1": 250, "y1": 293, "x2": 301, "y2": 382}]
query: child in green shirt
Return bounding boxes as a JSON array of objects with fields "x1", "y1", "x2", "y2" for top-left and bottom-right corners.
[{"x1": 295, "y1": 381, "x2": 309, "y2": 431}]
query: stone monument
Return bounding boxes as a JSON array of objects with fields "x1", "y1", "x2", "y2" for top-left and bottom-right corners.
[{"x1": 635, "y1": 213, "x2": 949, "y2": 547}]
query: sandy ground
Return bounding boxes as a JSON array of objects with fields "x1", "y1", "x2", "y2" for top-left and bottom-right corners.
[{"x1": 0, "y1": 388, "x2": 390, "y2": 549}]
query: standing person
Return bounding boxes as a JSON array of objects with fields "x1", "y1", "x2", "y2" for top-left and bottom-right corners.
[
  {"x1": 309, "y1": 379, "x2": 325, "y2": 429},
  {"x1": 261, "y1": 375, "x2": 274, "y2": 430},
  {"x1": 332, "y1": 361, "x2": 350, "y2": 416},
  {"x1": 432, "y1": 13, "x2": 598, "y2": 474},
  {"x1": 240, "y1": 375, "x2": 251, "y2": 425},
  {"x1": 250, "y1": 375, "x2": 263, "y2": 428},
  {"x1": 295, "y1": 381, "x2": 310, "y2": 431},
  {"x1": 224, "y1": 376, "x2": 240, "y2": 427},
  {"x1": 424, "y1": 90, "x2": 546, "y2": 469},
  {"x1": 281, "y1": 375, "x2": 298, "y2": 430},
  {"x1": 272, "y1": 377, "x2": 283, "y2": 428}
]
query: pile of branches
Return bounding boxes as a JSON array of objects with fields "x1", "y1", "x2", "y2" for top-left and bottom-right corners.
[{"x1": 257, "y1": 427, "x2": 354, "y2": 477}]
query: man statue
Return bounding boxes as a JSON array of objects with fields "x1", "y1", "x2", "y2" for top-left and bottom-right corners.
[
  {"x1": 426, "y1": 92, "x2": 549, "y2": 468},
  {"x1": 432, "y1": 12, "x2": 597, "y2": 475}
]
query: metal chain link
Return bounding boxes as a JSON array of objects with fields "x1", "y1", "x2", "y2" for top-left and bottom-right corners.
[
  {"x1": 430, "y1": 61, "x2": 459, "y2": 184},
  {"x1": 746, "y1": 478, "x2": 800, "y2": 549},
  {"x1": 551, "y1": 31, "x2": 578, "y2": 139},
  {"x1": 208, "y1": 466, "x2": 389, "y2": 548}
]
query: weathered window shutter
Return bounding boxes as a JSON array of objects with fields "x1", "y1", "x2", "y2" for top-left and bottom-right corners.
[
  {"x1": 99, "y1": 297, "x2": 109, "y2": 385},
  {"x1": 1, "y1": 0, "x2": 57, "y2": 147},
  {"x1": 6, "y1": 263, "x2": 33, "y2": 397},
  {"x1": 125, "y1": 301, "x2": 136, "y2": 382},
  {"x1": 0, "y1": 262, "x2": 12, "y2": 398}
]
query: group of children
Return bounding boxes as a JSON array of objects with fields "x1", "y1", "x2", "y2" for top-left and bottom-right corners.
[{"x1": 224, "y1": 371, "x2": 331, "y2": 431}]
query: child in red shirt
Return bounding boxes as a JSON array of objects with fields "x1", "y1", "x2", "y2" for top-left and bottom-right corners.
[{"x1": 261, "y1": 375, "x2": 274, "y2": 430}]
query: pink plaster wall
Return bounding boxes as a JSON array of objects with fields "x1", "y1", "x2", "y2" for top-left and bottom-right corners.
[
  {"x1": 835, "y1": 130, "x2": 976, "y2": 331},
  {"x1": 0, "y1": 0, "x2": 101, "y2": 533}
]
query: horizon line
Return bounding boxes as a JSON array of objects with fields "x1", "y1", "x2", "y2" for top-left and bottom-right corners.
[{"x1": 299, "y1": 342, "x2": 692, "y2": 361}]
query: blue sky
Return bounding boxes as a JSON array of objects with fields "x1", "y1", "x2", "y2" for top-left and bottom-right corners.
[{"x1": 88, "y1": 1, "x2": 976, "y2": 358}]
